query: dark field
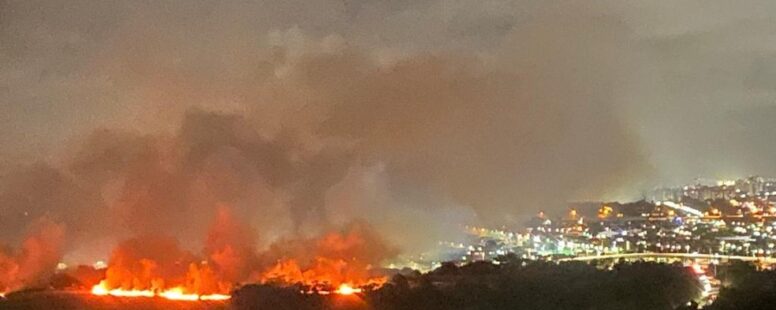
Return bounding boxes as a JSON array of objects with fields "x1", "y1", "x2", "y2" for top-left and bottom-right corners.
[{"x1": 0, "y1": 291, "x2": 229, "y2": 310}]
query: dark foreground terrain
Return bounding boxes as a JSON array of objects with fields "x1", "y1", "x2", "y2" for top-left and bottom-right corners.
[
  {"x1": 0, "y1": 259, "x2": 730, "y2": 310},
  {"x1": 0, "y1": 290, "x2": 228, "y2": 310}
]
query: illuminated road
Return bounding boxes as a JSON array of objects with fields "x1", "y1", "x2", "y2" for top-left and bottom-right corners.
[
  {"x1": 557, "y1": 252, "x2": 776, "y2": 264},
  {"x1": 557, "y1": 251, "x2": 759, "y2": 305}
]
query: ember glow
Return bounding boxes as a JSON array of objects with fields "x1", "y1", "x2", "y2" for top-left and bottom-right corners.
[
  {"x1": 91, "y1": 280, "x2": 230, "y2": 301},
  {"x1": 335, "y1": 283, "x2": 361, "y2": 295}
]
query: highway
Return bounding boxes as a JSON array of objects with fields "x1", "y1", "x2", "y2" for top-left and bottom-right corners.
[{"x1": 557, "y1": 252, "x2": 776, "y2": 264}]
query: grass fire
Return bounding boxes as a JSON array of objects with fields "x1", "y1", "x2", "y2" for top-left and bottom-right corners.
[
  {"x1": 75, "y1": 212, "x2": 392, "y2": 304},
  {"x1": 1, "y1": 205, "x2": 392, "y2": 309}
]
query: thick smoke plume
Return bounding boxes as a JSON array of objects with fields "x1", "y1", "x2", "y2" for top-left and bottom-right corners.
[{"x1": 0, "y1": 0, "x2": 658, "y2": 290}]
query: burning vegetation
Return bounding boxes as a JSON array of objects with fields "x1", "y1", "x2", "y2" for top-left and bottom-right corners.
[
  {"x1": 88, "y1": 235, "x2": 231, "y2": 301},
  {"x1": 84, "y1": 206, "x2": 255, "y2": 301},
  {"x1": 0, "y1": 218, "x2": 65, "y2": 296},
  {"x1": 1, "y1": 109, "x2": 399, "y2": 302},
  {"x1": 259, "y1": 221, "x2": 395, "y2": 293},
  {"x1": 81, "y1": 210, "x2": 392, "y2": 302}
]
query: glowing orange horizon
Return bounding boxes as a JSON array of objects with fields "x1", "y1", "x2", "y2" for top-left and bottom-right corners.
[
  {"x1": 90, "y1": 280, "x2": 371, "y2": 301},
  {"x1": 90, "y1": 281, "x2": 230, "y2": 301}
]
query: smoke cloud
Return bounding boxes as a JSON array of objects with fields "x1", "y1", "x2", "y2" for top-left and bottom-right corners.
[
  {"x1": 10, "y1": 0, "x2": 772, "y2": 288},
  {"x1": 0, "y1": 217, "x2": 65, "y2": 293}
]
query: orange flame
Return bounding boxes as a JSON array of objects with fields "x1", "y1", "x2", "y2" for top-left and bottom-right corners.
[
  {"x1": 87, "y1": 235, "x2": 235, "y2": 302},
  {"x1": 335, "y1": 283, "x2": 361, "y2": 295},
  {"x1": 88, "y1": 219, "x2": 390, "y2": 299},
  {"x1": 258, "y1": 221, "x2": 392, "y2": 294},
  {"x1": 91, "y1": 280, "x2": 230, "y2": 301},
  {"x1": 261, "y1": 258, "x2": 386, "y2": 290}
]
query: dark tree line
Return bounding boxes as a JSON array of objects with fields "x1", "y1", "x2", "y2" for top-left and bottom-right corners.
[
  {"x1": 367, "y1": 259, "x2": 700, "y2": 310},
  {"x1": 705, "y1": 262, "x2": 776, "y2": 310},
  {"x1": 232, "y1": 256, "x2": 702, "y2": 310}
]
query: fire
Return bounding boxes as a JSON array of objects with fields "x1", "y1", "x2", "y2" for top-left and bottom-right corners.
[
  {"x1": 199, "y1": 293, "x2": 232, "y2": 301},
  {"x1": 258, "y1": 220, "x2": 393, "y2": 294},
  {"x1": 86, "y1": 235, "x2": 236, "y2": 302},
  {"x1": 91, "y1": 281, "x2": 154, "y2": 298},
  {"x1": 91, "y1": 280, "x2": 230, "y2": 301},
  {"x1": 335, "y1": 283, "x2": 361, "y2": 295},
  {"x1": 85, "y1": 218, "x2": 390, "y2": 300},
  {"x1": 260, "y1": 257, "x2": 387, "y2": 293}
]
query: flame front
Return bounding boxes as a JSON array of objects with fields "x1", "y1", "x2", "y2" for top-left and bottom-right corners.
[
  {"x1": 86, "y1": 218, "x2": 389, "y2": 300},
  {"x1": 335, "y1": 283, "x2": 361, "y2": 295},
  {"x1": 85, "y1": 233, "x2": 237, "y2": 302},
  {"x1": 91, "y1": 280, "x2": 230, "y2": 301},
  {"x1": 261, "y1": 258, "x2": 387, "y2": 293},
  {"x1": 258, "y1": 222, "x2": 392, "y2": 294}
]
